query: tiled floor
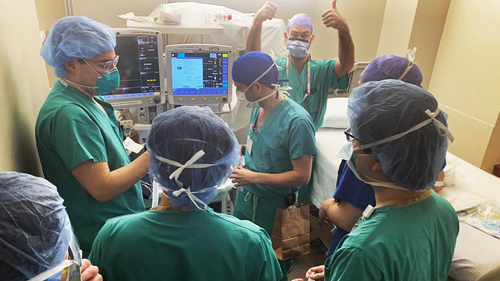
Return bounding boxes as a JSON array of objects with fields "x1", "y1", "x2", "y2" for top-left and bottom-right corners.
[{"x1": 288, "y1": 246, "x2": 329, "y2": 280}]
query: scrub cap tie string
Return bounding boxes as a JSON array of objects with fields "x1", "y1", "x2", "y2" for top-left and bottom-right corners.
[
  {"x1": 156, "y1": 150, "x2": 216, "y2": 211},
  {"x1": 425, "y1": 108, "x2": 455, "y2": 142},
  {"x1": 398, "y1": 47, "x2": 417, "y2": 80},
  {"x1": 156, "y1": 150, "x2": 213, "y2": 188},
  {"x1": 162, "y1": 186, "x2": 211, "y2": 211},
  {"x1": 356, "y1": 107, "x2": 454, "y2": 151}
]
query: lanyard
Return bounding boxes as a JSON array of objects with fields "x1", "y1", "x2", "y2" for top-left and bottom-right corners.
[{"x1": 286, "y1": 55, "x2": 311, "y2": 95}]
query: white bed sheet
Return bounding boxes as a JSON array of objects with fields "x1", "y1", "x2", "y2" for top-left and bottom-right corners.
[
  {"x1": 440, "y1": 153, "x2": 500, "y2": 281},
  {"x1": 311, "y1": 133, "x2": 500, "y2": 280},
  {"x1": 310, "y1": 128, "x2": 346, "y2": 209}
]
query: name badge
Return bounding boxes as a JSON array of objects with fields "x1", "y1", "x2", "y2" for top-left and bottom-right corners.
[
  {"x1": 246, "y1": 135, "x2": 253, "y2": 156},
  {"x1": 123, "y1": 137, "x2": 143, "y2": 155}
]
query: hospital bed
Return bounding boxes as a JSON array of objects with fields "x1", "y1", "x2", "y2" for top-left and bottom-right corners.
[{"x1": 311, "y1": 97, "x2": 500, "y2": 281}]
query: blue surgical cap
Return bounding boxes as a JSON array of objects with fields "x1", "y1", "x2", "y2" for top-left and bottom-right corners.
[
  {"x1": 360, "y1": 54, "x2": 423, "y2": 87},
  {"x1": 287, "y1": 13, "x2": 313, "y2": 34},
  {"x1": 40, "y1": 16, "x2": 116, "y2": 78},
  {"x1": 232, "y1": 51, "x2": 278, "y2": 85},
  {"x1": 348, "y1": 80, "x2": 449, "y2": 191},
  {"x1": 147, "y1": 106, "x2": 241, "y2": 211},
  {"x1": 0, "y1": 172, "x2": 72, "y2": 280}
]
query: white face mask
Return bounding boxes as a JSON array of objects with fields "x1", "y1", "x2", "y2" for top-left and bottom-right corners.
[
  {"x1": 287, "y1": 39, "x2": 309, "y2": 58},
  {"x1": 337, "y1": 141, "x2": 353, "y2": 160},
  {"x1": 347, "y1": 153, "x2": 408, "y2": 191},
  {"x1": 236, "y1": 62, "x2": 278, "y2": 109}
]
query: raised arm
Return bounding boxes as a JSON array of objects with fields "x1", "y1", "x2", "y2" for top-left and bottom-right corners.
[
  {"x1": 321, "y1": 0, "x2": 355, "y2": 78},
  {"x1": 246, "y1": 0, "x2": 278, "y2": 52}
]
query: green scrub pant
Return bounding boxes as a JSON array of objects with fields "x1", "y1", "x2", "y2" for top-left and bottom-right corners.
[{"x1": 233, "y1": 190, "x2": 292, "y2": 281}]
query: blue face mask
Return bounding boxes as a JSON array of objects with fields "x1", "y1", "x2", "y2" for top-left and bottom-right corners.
[
  {"x1": 287, "y1": 39, "x2": 309, "y2": 58},
  {"x1": 95, "y1": 68, "x2": 120, "y2": 96}
]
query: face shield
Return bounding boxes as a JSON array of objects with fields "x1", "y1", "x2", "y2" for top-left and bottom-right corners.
[{"x1": 28, "y1": 234, "x2": 82, "y2": 281}]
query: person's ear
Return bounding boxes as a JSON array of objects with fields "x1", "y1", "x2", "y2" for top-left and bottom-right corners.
[
  {"x1": 284, "y1": 31, "x2": 288, "y2": 41},
  {"x1": 65, "y1": 61, "x2": 78, "y2": 74},
  {"x1": 309, "y1": 34, "x2": 315, "y2": 45},
  {"x1": 372, "y1": 160, "x2": 384, "y2": 172},
  {"x1": 253, "y1": 82, "x2": 263, "y2": 93}
]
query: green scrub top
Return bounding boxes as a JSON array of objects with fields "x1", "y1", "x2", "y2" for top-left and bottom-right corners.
[
  {"x1": 233, "y1": 98, "x2": 315, "y2": 281},
  {"x1": 233, "y1": 96, "x2": 316, "y2": 235},
  {"x1": 89, "y1": 208, "x2": 283, "y2": 281},
  {"x1": 275, "y1": 57, "x2": 348, "y2": 131},
  {"x1": 35, "y1": 81, "x2": 145, "y2": 257},
  {"x1": 324, "y1": 191, "x2": 459, "y2": 281},
  {"x1": 242, "y1": 97, "x2": 316, "y2": 198}
]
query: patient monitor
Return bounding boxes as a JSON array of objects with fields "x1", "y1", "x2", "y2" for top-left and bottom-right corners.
[
  {"x1": 166, "y1": 44, "x2": 233, "y2": 106},
  {"x1": 105, "y1": 28, "x2": 166, "y2": 109}
]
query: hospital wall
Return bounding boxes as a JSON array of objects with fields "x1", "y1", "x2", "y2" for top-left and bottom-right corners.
[
  {"x1": 428, "y1": 0, "x2": 500, "y2": 173},
  {"x1": 66, "y1": 0, "x2": 388, "y2": 63},
  {"x1": 35, "y1": 0, "x2": 67, "y2": 86},
  {"x1": 0, "y1": 0, "x2": 50, "y2": 175}
]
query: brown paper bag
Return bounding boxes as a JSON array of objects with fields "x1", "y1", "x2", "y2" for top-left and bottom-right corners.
[{"x1": 271, "y1": 203, "x2": 310, "y2": 260}]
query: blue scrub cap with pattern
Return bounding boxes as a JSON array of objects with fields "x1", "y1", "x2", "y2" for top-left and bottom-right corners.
[
  {"x1": 360, "y1": 54, "x2": 423, "y2": 87},
  {"x1": 0, "y1": 172, "x2": 72, "y2": 280},
  {"x1": 348, "y1": 80, "x2": 449, "y2": 191},
  {"x1": 287, "y1": 13, "x2": 313, "y2": 34},
  {"x1": 147, "y1": 106, "x2": 241, "y2": 211},
  {"x1": 40, "y1": 16, "x2": 116, "y2": 78},
  {"x1": 232, "y1": 51, "x2": 278, "y2": 86}
]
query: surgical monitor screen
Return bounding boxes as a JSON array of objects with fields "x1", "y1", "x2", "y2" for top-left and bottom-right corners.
[
  {"x1": 105, "y1": 30, "x2": 164, "y2": 108},
  {"x1": 166, "y1": 45, "x2": 233, "y2": 105}
]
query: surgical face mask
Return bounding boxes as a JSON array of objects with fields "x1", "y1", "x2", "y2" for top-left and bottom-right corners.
[
  {"x1": 347, "y1": 150, "x2": 407, "y2": 191},
  {"x1": 337, "y1": 141, "x2": 353, "y2": 160},
  {"x1": 236, "y1": 85, "x2": 273, "y2": 109},
  {"x1": 61, "y1": 60, "x2": 120, "y2": 96},
  {"x1": 85, "y1": 59, "x2": 120, "y2": 96},
  {"x1": 287, "y1": 39, "x2": 309, "y2": 58},
  {"x1": 236, "y1": 62, "x2": 279, "y2": 109}
]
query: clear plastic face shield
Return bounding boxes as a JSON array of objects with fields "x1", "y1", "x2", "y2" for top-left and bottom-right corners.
[
  {"x1": 344, "y1": 108, "x2": 454, "y2": 190},
  {"x1": 28, "y1": 234, "x2": 82, "y2": 281}
]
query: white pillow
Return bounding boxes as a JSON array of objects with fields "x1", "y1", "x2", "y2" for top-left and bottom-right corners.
[{"x1": 321, "y1": 98, "x2": 349, "y2": 129}]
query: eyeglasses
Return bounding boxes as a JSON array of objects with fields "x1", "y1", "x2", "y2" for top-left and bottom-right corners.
[
  {"x1": 288, "y1": 37, "x2": 309, "y2": 43},
  {"x1": 345, "y1": 128, "x2": 373, "y2": 154},
  {"x1": 99, "y1": 55, "x2": 119, "y2": 72},
  {"x1": 344, "y1": 128, "x2": 355, "y2": 142},
  {"x1": 84, "y1": 55, "x2": 119, "y2": 73}
]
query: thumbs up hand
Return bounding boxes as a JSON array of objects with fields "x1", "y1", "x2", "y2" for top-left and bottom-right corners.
[
  {"x1": 255, "y1": 0, "x2": 278, "y2": 24},
  {"x1": 321, "y1": 0, "x2": 347, "y2": 31}
]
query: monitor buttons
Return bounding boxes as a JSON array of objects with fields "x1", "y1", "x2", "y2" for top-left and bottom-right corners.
[{"x1": 221, "y1": 96, "x2": 228, "y2": 103}]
